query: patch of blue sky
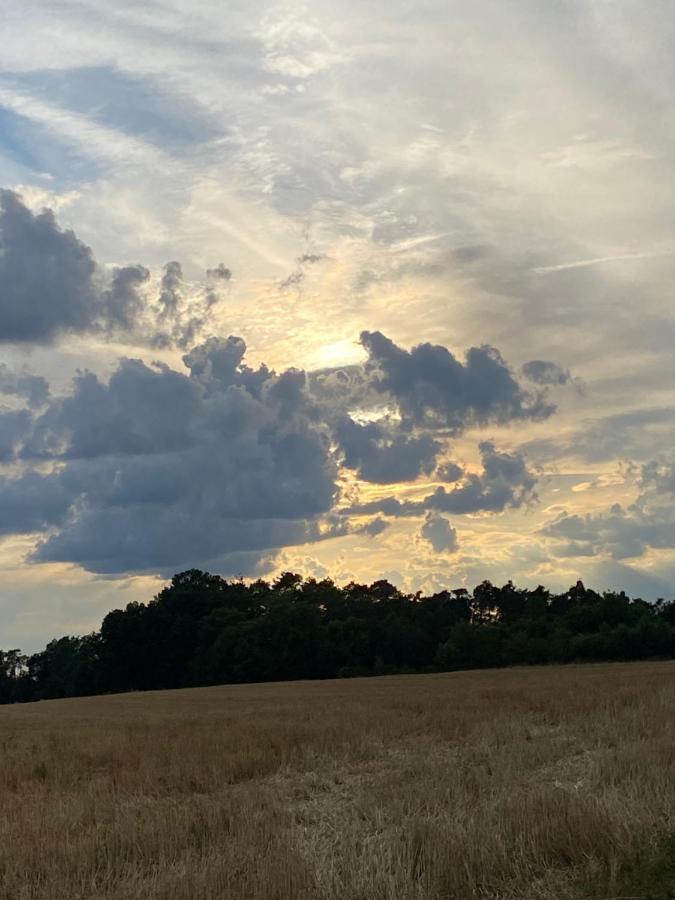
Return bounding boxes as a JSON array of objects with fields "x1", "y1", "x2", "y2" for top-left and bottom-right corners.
[
  {"x1": 9, "y1": 66, "x2": 225, "y2": 153},
  {"x1": 0, "y1": 105, "x2": 100, "y2": 188}
]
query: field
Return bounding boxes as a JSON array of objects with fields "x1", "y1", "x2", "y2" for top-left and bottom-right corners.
[{"x1": 0, "y1": 663, "x2": 674, "y2": 899}]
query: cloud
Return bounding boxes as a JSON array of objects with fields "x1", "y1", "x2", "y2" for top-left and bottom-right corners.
[
  {"x1": 278, "y1": 250, "x2": 326, "y2": 292},
  {"x1": 152, "y1": 261, "x2": 215, "y2": 350},
  {"x1": 307, "y1": 365, "x2": 380, "y2": 417},
  {"x1": 334, "y1": 414, "x2": 441, "y2": 483},
  {"x1": 0, "y1": 470, "x2": 72, "y2": 535},
  {"x1": 0, "y1": 189, "x2": 99, "y2": 342},
  {"x1": 206, "y1": 263, "x2": 232, "y2": 281},
  {"x1": 183, "y1": 335, "x2": 270, "y2": 392},
  {"x1": 521, "y1": 359, "x2": 585, "y2": 398},
  {"x1": 0, "y1": 318, "x2": 547, "y2": 578},
  {"x1": 521, "y1": 359, "x2": 572, "y2": 386},
  {"x1": 9, "y1": 65, "x2": 223, "y2": 154},
  {"x1": 523, "y1": 407, "x2": 675, "y2": 466},
  {"x1": 278, "y1": 269, "x2": 304, "y2": 291},
  {"x1": 420, "y1": 512, "x2": 458, "y2": 553},
  {"x1": 0, "y1": 190, "x2": 227, "y2": 348},
  {"x1": 435, "y1": 460, "x2": 463, "y2": 482},
  {"x1": 0, "y1": 364, "x2": 49, "y2": 407},
  {"x1": 347, "y1": 441, "x2": 537, "y2": 518},
  {"x1": 3, "y1": 336, "x2": 338, "y2": 575},
  {"x1": 0, "y1": 410, "x2": 32, "y2": 463},
  {"x1": 308, "y1": 330, "x2": 550, "y2": 487},
  {"x1": 346, "y1": 496, "x2": 420, "y2": 517},
  {"x1": 357, "y1": 517, "x2": 390, "y2": 538},
  {"x1": 639, "y1": 458, "x2": 675, "y2": 493},
  {"x1": 102, "y1": 264, "x2": 150, "y2": 334},
  {"x1": 586, "y1": 560, "x2": 675, "y2": 603},
  {"x1": 258, "y1": 7, "x2": 345, "y2": 80},
  {"x1": 157, "y1": 260, "x2": 182, "y2": 321},
  {"x1": 543, "y1": 456, "x2": 675, "y2": 560},
  {"x1": 532, "y1": 251, "x2": 673, "y2": 274},
  {"x1": 309, "y1": 331, "x2": 555, "y2": 488},
  {"x1": 297, "y1": 253, "x2": 324, "y2": 265},
  {"x1": 543, "y1": 505, "x2": 643, "y2": 560},
  {"x1": 0, "y1": 179, "x2": 558, "y2": 579},
  {"x1": 359, "y1": 330, "x2": 555, "y2": 432},
  {"x1": 423, "y1": 441, "x2": 537, "y2": 514}
]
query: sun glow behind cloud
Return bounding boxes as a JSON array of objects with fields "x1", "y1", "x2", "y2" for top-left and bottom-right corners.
[{"x1": 308, "y1": 339, "x2": 364, "y2": 370}]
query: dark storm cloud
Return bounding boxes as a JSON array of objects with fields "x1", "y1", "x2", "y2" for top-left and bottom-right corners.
[
  {"x1": 183, "y1": 335, "x2": 271, "y2": 396},
  {"x1": 157, "y1": 261, "x2": 182, "y2": 320},
  {"x1": 359, "y1": 330, "x2": 555, "y2": 431},
  {"x1": 347, "y1": 496, "x2": 421, "y2": 517},
  {"x1": 0, "y1": 324, "x2": 547, "y2": 576},
  {"x1": 35, "y1": 506, "x2": 320, "y2": 575},
  {"x1": 184, "y1": 335, "x2": 245, "y2": 379},
  {"x1": 423, "y1": 442, "x2": 537, "y2": 514},
  {"x1": 0, "y1": 469, "x2": 72, "y2": 534},
  {"x1": 334, "y1": 414, "x2": 441, "y2": 483},
  {"x1": 23, "y1": 359, "x2": 201, "y2": 460},
  {"x1": 0, "y1": 189, "x2": 99, "y2": 342},
  {"x1": 435, "y1": 460, "x2": 463, "y2": 483},
  {"x1": 420, "y1": 512, "x2": 458, "y2": 554},
  {"x1": 152, "y1": 261, "x2": 217, "y2": 350},
  {"x1": 3, "y1": 336, "x2": 338, "y2": 575},
  {"x1": 521, "y1": 359, "x2": 572, "y2": 386},
  {"x1": 0, "y1": 363, "x2": 49, "y2": 407},
  {"x1": 0, "y1": 191, "x2": 228, "y2": 348},
  {"x1": 102, "y1": 264, "x2": 151, "y2": 334},
  {"x1": 308, "y1": 333, "x2": 560, "y2": 488},
  {"x1": 309, "y1": 334, "x2": 561, "y2": 442},
  {"x1": 346, "y1": 442, "x2": 537, "y2": 518},
  {"x1": 0, "y1": 409, "x2": 32, "y2": 462}
]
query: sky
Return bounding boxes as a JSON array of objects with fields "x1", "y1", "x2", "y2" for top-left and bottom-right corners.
[{"x1": 2, "y1": 0, "x2": 675, "y2": 649}]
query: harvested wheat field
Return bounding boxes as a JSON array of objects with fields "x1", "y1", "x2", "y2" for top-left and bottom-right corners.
[{"x1": 0, "y1": 662, "x2": 674, "y2": 900}]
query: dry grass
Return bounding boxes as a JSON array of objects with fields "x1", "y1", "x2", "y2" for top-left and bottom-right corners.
[{"x1": 0, "y1": 662, "x2": 674, "y2": 899}]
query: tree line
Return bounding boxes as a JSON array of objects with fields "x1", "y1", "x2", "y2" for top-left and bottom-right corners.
[{"x1": 2, "y1": 571, "x2": 675, "y2": 703}]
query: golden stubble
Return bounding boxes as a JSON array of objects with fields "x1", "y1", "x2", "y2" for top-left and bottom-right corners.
[{"x1": 0, "y1": 662, "x2": 673, "y2": 899}]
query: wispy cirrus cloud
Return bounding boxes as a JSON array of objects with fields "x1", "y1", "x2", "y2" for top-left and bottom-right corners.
[{"x1": 532, "y1": 249, "x2": 674, "y2": 274}]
